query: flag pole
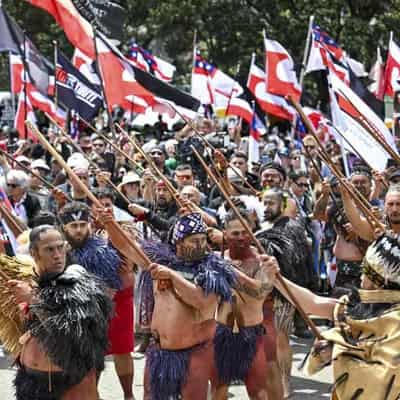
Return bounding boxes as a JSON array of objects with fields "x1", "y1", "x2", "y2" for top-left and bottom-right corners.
[
  {"x1": 224, "y1": 62, "x2": 241, "y2": 117},
  {"x1": 299, "y1": 15, "x2": 314, "y2": 87},
  {"x1": 92, "y1": 28, "x2": 117, "y2": 139},
  {"x1": 22, "y1": 31, "x2": 28, "y2": 139},
  {"x1": 8, "y1": 51, "x2": 16, "y2": 118},
  {"x1": 53, "y1": 40, "x2": 58, "y2": 113}
]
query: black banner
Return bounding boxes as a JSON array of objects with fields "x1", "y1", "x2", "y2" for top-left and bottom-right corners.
[
  {"x1": 56, "y1": 52, "x2": 103, "y2": 121},
  {"x1": 71, "y1": 0, "x2": 126, "y2": 43}
]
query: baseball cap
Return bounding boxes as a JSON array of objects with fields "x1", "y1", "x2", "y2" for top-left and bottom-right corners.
[{"x1": 31, "y1": 159, "x2": 50, "y2": 171}]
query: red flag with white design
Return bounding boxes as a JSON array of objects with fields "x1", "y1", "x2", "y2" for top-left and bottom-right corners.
[
  {"x1": 264, "y1": 37, "x2": 301, "y2": 101},
  {"x1": 26, "y1": 0, "x2": 95, "y2": 58},
  {"x1": 368, "y1": 47, "x2": 385, "y2": 100},
  {"x1": 383, "y1": 39, "x2": 400, "y2": 98},
  {"x1": 247, "y1": 60, "x2": 295, "y2": 121},
  {"x1": 72, "y1": 48, "x2": 101, "y2": 85},
  {"x1": 9, "y1": 54, "x2": 23, "y2": 94},
  {"x1": 191, "y1": 48, "x2": 243, "y2": 108},
  {"x1": 14, "y1": 88, "x2": 37, "y2": 140},
  {"x1": 26, "y1": 82, "x2": 66, "y2": 127},
  {"x1": 96, "y1": 36, "x2": 155, "y2": 112}
]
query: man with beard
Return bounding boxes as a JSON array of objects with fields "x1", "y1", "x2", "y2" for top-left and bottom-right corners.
[
  {"x1": 9, "y1": 225, "x2": 112, "y2": 399},
  {"x1": 128, "y1": 179, "x2": 179, "y2": 241},
  {"x1": 256, "y1": 188, "x2": 315, "y2": 398},
  {"x1": 59, "y1": 202, "x2": 136, "y2": 400},
  {"x1": 259, "y1": 162, "x2": 297, "y2": 218},
  {"x1": 340, "y1": 182, "x2": 400, "y2": 241},
  {"x1": 212, "y1": 209, "x2": 282, "y2": 400},
  {"x1": 313, "y1": 165, "x2": 378, "y2": 296},
  {"x1": 137, "y1": 212, "x2": 236, "y2": 400}
]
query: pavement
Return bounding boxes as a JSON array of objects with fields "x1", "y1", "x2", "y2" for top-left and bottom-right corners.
[{"x1": 0, "y1": 336, "x2": 332, "y2": 399}]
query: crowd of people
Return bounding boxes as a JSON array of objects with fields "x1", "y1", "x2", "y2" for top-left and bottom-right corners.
[{"x1": 1, "y1": 112, "x2": 400, "y2": 400}]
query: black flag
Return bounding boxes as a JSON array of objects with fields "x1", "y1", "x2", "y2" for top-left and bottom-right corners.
[
  {"x1": 0, "y1": 7, "x2": 51, "y2": 95},
  {"x1": 56, "y1": 52, "x2": 103, "y2": 121},
  {"x1": 71, "y1": 0, "x2": 127, "y2": 43}
]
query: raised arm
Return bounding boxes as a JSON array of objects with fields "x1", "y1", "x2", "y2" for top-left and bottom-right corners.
[
  {"x1": 275, "y1": 277, "x2": 337, "y2": 320},
  {"x1": 340, "y1": 183, "x2": 375, "y2": 242},
  {"x1": 312, "y1": 180, "x2": 330, "y2": 222},
  {"x1": 149, "y1": 263, "x2": 218, "y2": 310}
]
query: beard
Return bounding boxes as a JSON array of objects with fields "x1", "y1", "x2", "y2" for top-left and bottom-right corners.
[
  {"x1": 64, "y1": 230, "x2": 89, "y2": 249},
  {"x1": 264, "y1": 209, "x2": 281, "y2": 222}
]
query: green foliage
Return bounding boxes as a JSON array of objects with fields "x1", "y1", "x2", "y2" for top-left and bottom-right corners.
[{"x1": 2, "y1": 0, "x2": 400, "y2": 92}]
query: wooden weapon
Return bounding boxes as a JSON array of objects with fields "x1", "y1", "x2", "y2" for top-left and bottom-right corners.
[{"x1": 191, "y1": 145, "x2": 323, "y2": 339}]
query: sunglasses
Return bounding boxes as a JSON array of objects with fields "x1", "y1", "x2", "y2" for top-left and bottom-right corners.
[
  {"x1": 295, "y1": 182, "x2": 309, "y2": 188},
  {"x1": 150, "y1": 151, "x2": 163, "y2": 156},
  {"x1": 7, "y1": 183, "x2": 19, "y2": 188}
]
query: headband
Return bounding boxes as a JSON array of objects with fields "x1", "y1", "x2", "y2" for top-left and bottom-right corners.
[
  {"x1": 171, "y1": 213, "x2": 207, "y2": 245},
  {"x1": 59, "y1": 209, "x2": 90, "y2": 225}
]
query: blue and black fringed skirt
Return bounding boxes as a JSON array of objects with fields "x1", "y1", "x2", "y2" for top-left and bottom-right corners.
[
  {"x1": 146, "y1": 340, "x2": 206, "y2": 400},
  {"x1": 214, "y1": 323, "x2": 265, "y2": 384}
]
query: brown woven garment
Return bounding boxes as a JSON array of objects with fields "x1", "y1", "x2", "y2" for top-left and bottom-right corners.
[{"x1": 0, "y1": 255, "x2": 34, "y2": 356}]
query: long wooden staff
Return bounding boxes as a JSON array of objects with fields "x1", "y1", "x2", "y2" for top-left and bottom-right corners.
[
  {"x1": 26, "y1": 122, "x2": 151, "y2": 268},
  {"x1": 0, "y1": 147, "x2": 73, "y2": 199},
  {"x1": 77, "y1": 116, "x2": 147, "y2": 174},
  {"x1": 289, "y1": 97, "x2": 384, "y2": 231},
  {"x1": 191, "y1": 145, "x2": 323, "y2": 339},
  {"x1": 114, "y1": 123, "x2": 189, "y2": 210},
  {"x1": 46, "y1": 113, "x2": 132, "y2": 205},
  {"x1": 0, "y1": 202, "x2": 25, "y2": 238},
  {"x1": 169, "y1": 104, "x2": 259, "y2": 195}
]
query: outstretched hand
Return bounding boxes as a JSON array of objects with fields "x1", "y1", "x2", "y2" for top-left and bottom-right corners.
[{"x1": 258, "y1": 255, "x2": 280, "y2": 287}]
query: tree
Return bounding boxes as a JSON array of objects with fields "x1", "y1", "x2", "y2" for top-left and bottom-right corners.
[{"x1": 2, "y1": 0, "x2": 400, "y2": 97}]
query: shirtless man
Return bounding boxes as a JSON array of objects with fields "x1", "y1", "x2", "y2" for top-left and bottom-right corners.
[
  {"x1": 212, "y1": 209, "x2": 280, "y2": 400},
  {"x1": 340, "y1": 183, "x2": 400, "y2": 241},
  {"x1": 139, "y1": 212, "x2": 236, "y2": 400},
  {"x1": 9, "y1": 225, "x2": 112, "y2": 399},
  {"x1": 313, "y1": 169, "x2": 377, "y2": 295}
]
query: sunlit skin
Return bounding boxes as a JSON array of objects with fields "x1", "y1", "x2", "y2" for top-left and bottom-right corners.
[
  {"x1": 360, "y1": 273, "x2": 379, "y2": 290},
  {"x1": 149, "y1": 149, "x2": 165, "y2": 169},
  {"x1": 63, "y1": 221, "x2": 91, "y2": 248},
  {"x1": 122, "y1": 182, "x2": 140, "y2": 201},
  {"x1": 291, "y1": 177, "x2": 309, "y2": 198},
  {"x1": 175, "y1": 169, "x2": 194, "y2": 189},
  {"x1": 224, "y1": 219, "x2": 253, "y2": 260},
  {"x1": 230, "y1": 156, "x2": 248, "y2": 175},
  {"x1": 180, "y1": 185, "x2": 201, "y2": 206},
  {"x1": 92, "y1": 139, "x2": 106, "y2": 155},
  {"x1": 70, "y1": 171, "x2": 90, "y2": 198},
  {"x1": 156, "y1": 184, "x2": 173, "y2": 207},
  {"x1": 385, "y1": 192, "x2": 400, "y2": 227},
  {"x1": 350, "y1": 174, "x2": 371, "y2": 198},
  {"x1": 6, "y1": 180, "x2": 25, "y2": 202},
  {"x1": 263, "y1": 193, "x2": 282, "y2": 223},
  {"x1": 260, "y1": 169, "x2": 283, "y2": 189},
  {"x1": 31, "y1": 229, "x2": 67, "y2": 275}
]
